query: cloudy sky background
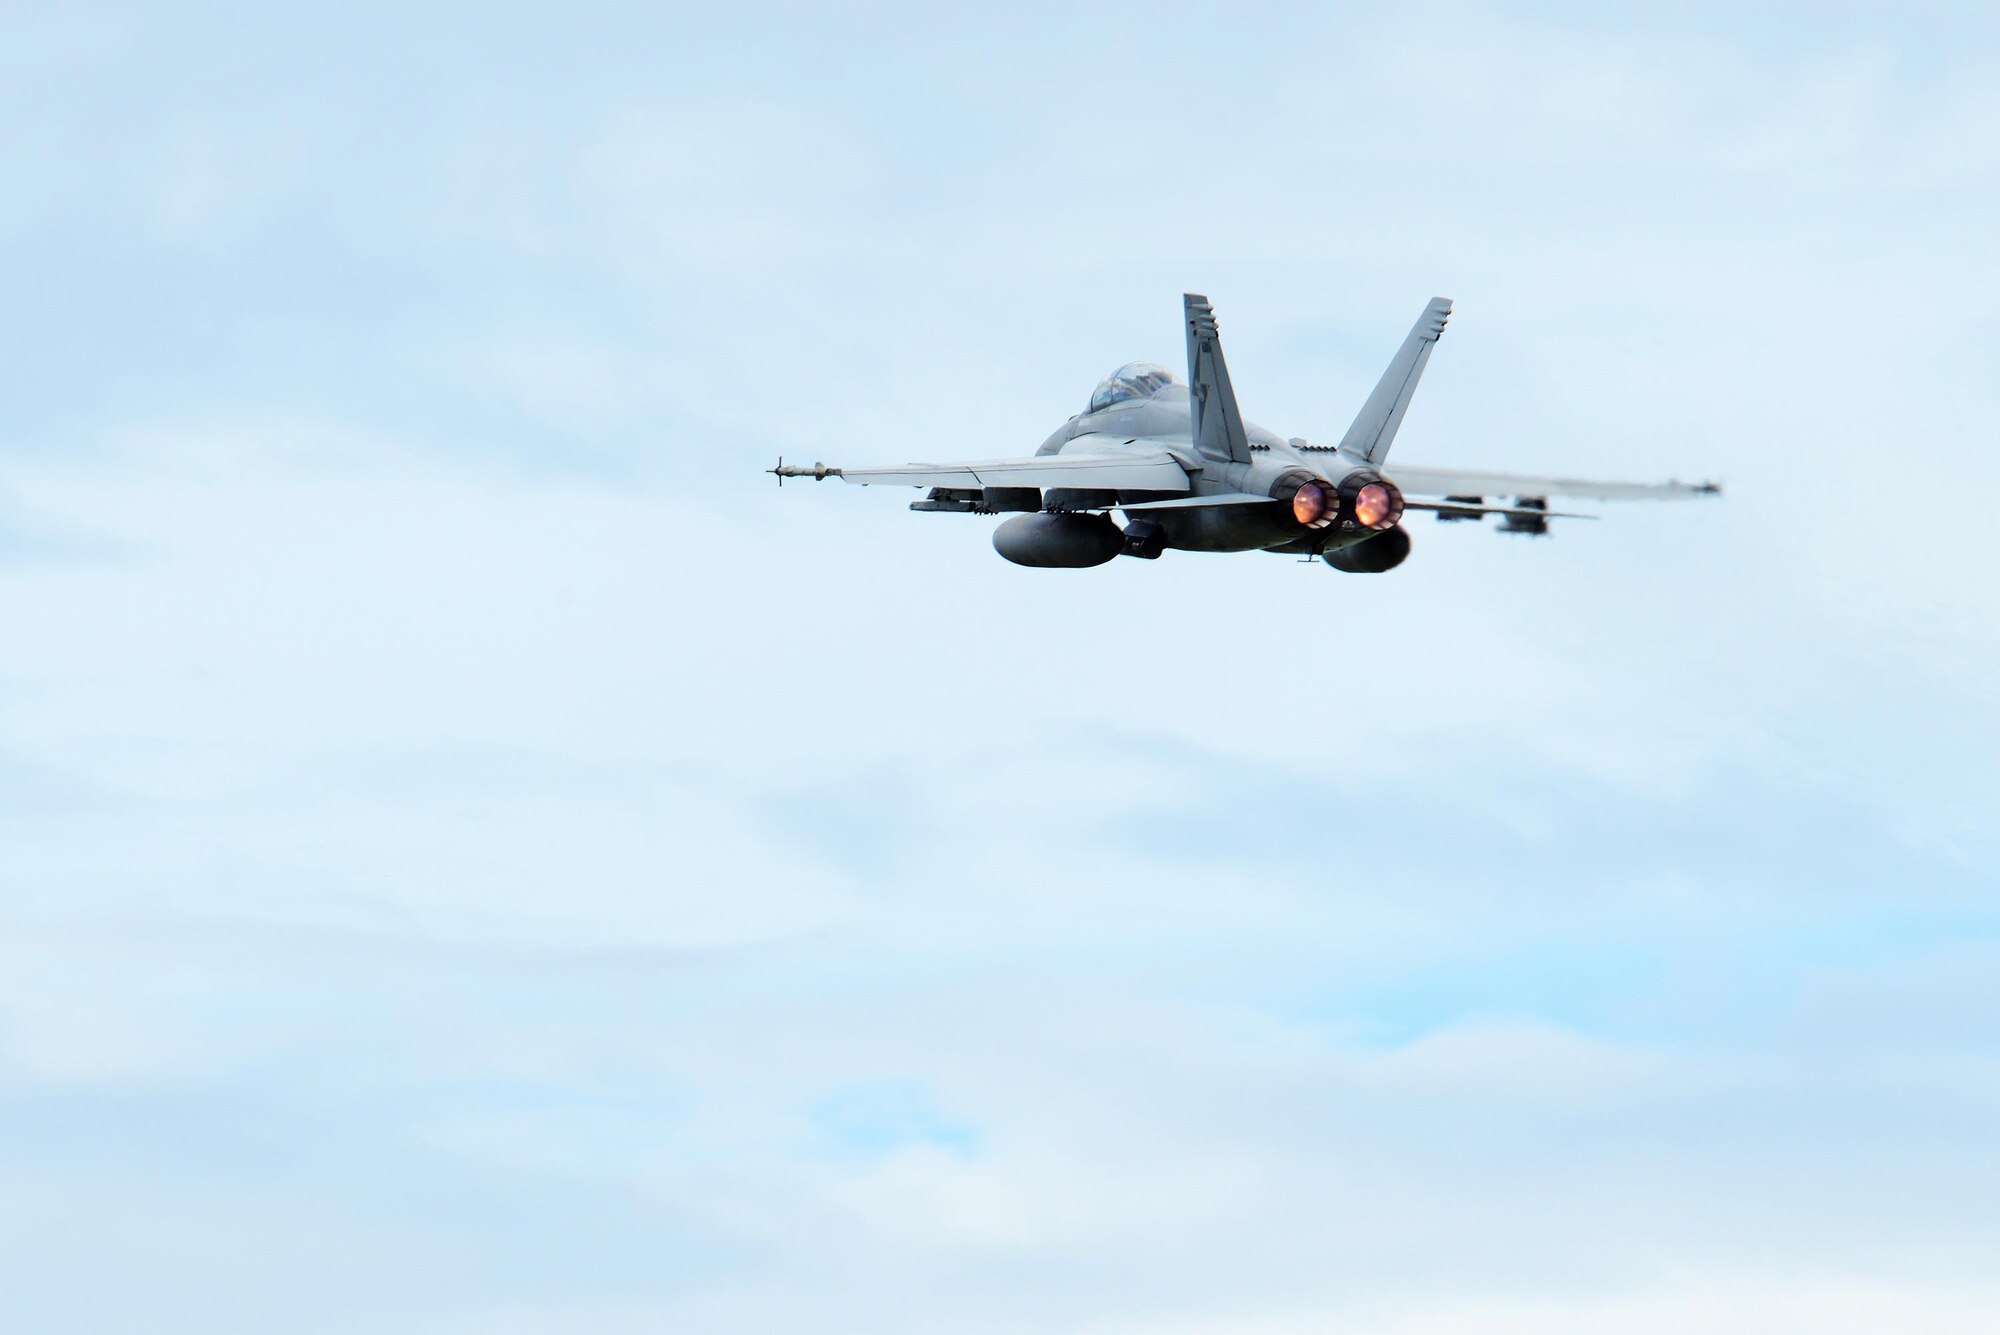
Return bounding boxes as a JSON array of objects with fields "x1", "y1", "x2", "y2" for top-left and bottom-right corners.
[{"x1": 4, "y1": 2, "x2": 1998, "y2": 1329}]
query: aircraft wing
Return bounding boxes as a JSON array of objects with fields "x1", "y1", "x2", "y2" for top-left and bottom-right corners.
[
  {"x1": 774, "y1": 451, "x2": 1190, "y2": 492},
  {"x1": 1383, "y1": 464, "x2": 1721, "y2": 503}
]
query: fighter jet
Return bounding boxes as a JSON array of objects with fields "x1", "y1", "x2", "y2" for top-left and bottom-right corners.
[{"x1": 771, "y1": 295, "x2": 1718, "y2": 570}]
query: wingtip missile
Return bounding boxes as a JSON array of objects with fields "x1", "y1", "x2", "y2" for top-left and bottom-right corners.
[{"x1": 769, "y1": 457, "x2": 840, "y2": 483}]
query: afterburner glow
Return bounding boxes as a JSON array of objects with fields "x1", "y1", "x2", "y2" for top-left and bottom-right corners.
[
  {"x1": 1353, "y1": 481, "x2": 1399, "y2": 530},
  {"x1": 1292, "y1": 481, "x2": 1329, "y2": 526}
]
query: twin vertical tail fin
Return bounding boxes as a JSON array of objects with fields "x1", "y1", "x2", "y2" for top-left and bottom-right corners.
[
  {"x1": 1184, "y1": 293, "x2": 1252, "y2": 466},
  {"x1": 1338, "y1": 298, "x2": 1452, "y2": 465}
]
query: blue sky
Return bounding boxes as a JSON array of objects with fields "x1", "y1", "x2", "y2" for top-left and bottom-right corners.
[{"x1": 3, "y1": 2, "x2": 1999, "y2": 1330}]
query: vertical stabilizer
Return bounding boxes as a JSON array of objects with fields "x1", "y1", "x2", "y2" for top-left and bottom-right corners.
[
  {"x1": 1184, "y1": 294, "x2": 1252, "y2": 465},
  {"x1": 1338, "y1": 298, "x2": 1452, "y2": 465}
]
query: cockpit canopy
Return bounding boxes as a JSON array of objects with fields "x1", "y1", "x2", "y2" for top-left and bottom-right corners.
[{"x1": 1087, "y1": 361, "x2": 1179, "y2": 414}]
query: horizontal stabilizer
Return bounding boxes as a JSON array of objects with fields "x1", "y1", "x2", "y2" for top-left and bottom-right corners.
[
  {"x1": 1117, "y1": 492, "x2": 1273, "y2": 512},
  {"x1": 1401, "y1": 498, "x2": 1594, "y2": 521}
]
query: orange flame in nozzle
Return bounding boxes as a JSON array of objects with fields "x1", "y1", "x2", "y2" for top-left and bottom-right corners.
[
  {"x1": 1292, "y1": 481, "x2": 1329, "y2": 526},
  {"x1": 1353, "y1": 481, "x2": 1400, "y2": 530}
]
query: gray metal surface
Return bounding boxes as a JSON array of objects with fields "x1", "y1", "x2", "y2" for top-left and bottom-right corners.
[
  {"x1": 1117, "y1": 492, "x2": 1275, "y2": 511},
  {"x1": 992, "y1": 512, "x2": 1122, "y2": 567},
  {"x1": 1339, "y1": 298, "x2": 1453, "y2": 465},
  {"x1": 1382, "y1": 464, "x2": 1721, "y2": 503},
  {"x1": 1400, "y1": 498, "x2": 1595, "y2": 520},
  {"x1": 781, "y1": 452, "x2": 1190, "y2": 492},
  {"x1": 1183, "y1": 294, "x2": 1251, "y2": 466}
]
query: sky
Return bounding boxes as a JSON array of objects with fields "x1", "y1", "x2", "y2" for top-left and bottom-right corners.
[{"x1": 3, "y1": 1, "x2": 1999, "y2": 1330}]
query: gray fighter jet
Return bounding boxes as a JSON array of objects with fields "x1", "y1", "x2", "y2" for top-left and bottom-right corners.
[{"x1": 772, "y1": 295, "x2": 1717, "y2": 570}]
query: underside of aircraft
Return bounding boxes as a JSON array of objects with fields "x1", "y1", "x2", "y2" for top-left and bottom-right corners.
[{"x1": 773, "y1": 295, "x2": 1718, "y2": 571}]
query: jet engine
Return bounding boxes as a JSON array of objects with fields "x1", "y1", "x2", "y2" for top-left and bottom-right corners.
[
  {"x1": 1322, "y1": 523, "x2": 1412, "y2": 573},
  {"x1": 1270, "y1": 468, "x2": 1404, "y2": 534},
  {"x1": 993, "y1": 512, "x2": 1124, "y2": 567}
]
